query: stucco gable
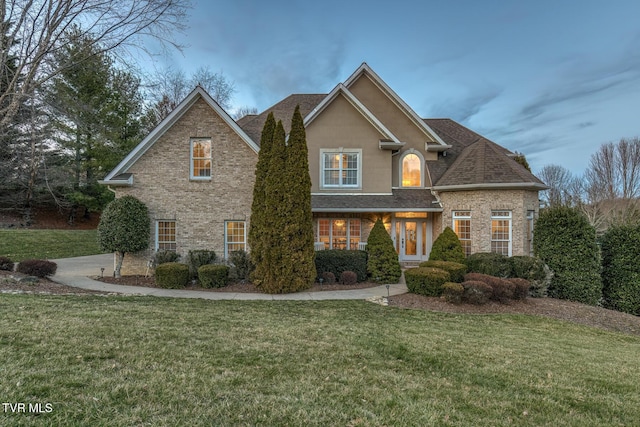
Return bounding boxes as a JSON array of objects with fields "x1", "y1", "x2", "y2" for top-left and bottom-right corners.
[{"x1": 101, "y1": 86, "x2": 257, "y2": 185}]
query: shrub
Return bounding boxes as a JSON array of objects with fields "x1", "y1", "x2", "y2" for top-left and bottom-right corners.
[
  {"x1": 461, "y1": 280, "x2": 492, "y2": 305},
  {"x1": 198, "y1": 264, "x2": 229, "y2": 289},
  {"x1": 405, "y1": 267, "x2": 451, "y2": 297},
  {"x1": 509, "y1": 256, "x2": 551, "y2": 298},
  {"x1": 186, "y1": 250, "x2": 217, "y2": 279},
  {"x1": 321, "y1": 271, "x2": 336, "y2": 284},
  {"x1": 534, "y1": 206, "x2": 602, "y2": 305},
  {"x1": 339, "y1": 270, "x2": 357, "y2": 286},
  {"x1": 601, "y1": 224, "x2": 640, "y2": 315},
  {"x1": 508, "y1": 278, "x2": 531, "y2": 300},
  {"x1": 228, "y1": 250, "x2": 253, "y2": 282},
  {"x1": 155, "y1": 250, "x2": 180, "y2": 266},
  {"x1": 442, "y1": 282, "x2": 464, "y2": 304},
  {"x1": 465, "y1": 272, "x2": 514, "y2": 303},
  {"x1": 429, "y1": 226, "x2": 466, "y2": 263},
  {"x1": 16, "y1": 259, "x2": 57, "y2": 277},
  {"x1": 465, "y1": 252, "x2": 511, "y2": 277},
  {"x1": 315, "y1": 250, "x2": 368, "y2": 283},
  {"x1": 366, "y1": 219, "x2": 402, "y2": 283},
  {"x1": 419, "y1": 260, "x2": 467, "y2": 282},
  {"x1": 0, "y1": 256, "x2": 14, "y2": 271},
  {"x1": 155, "y1": 262, "x2": 189, "y2": 289}
]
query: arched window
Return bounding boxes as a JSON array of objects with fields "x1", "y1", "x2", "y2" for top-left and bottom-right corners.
[{"x1": 401, "y1": 153, "x2": 422, "y2": 187}]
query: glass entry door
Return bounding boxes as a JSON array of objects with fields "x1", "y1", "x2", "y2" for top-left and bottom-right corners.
[{"x1": 393, "y1": 218, "x2": 432, "y2": 262}]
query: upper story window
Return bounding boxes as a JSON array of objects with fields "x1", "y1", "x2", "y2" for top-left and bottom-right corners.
[
  {"x1": 401, "y1": 152, "x2": 423, "y2": 187},
  {"x1": 190, "y1": 138, "x2": 212, "y2": 180},
  {"x1": 321, "y1": 149, "x2": 361, "y2": 188}
]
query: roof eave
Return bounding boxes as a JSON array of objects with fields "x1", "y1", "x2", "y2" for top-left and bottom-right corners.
[{"x1": 433, "y1": 182, "x2": 549, "y2": 192}]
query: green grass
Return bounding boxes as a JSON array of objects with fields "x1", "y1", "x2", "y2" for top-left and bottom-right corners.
[
  {"x1": 0, "y1": 229, "x2": 104, "y2": 261},
  {"x1": 1, "y1": 296, "x2": 639, "y2": 426}
]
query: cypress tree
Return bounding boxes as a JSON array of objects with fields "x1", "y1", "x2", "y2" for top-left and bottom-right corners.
[
  {"x1": 248, "y1": 112, "x2": 275, "y2": 285},
  {"x1": 282, "y1": 106, "x2": 315, "y2": 292},
  {"x1": 260, "y1": 120, "x2": 288, "y2": 293}
]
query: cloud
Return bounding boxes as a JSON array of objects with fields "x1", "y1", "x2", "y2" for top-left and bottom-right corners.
[{"x1": 429, "y1": 85, "x2": 502, "y2": 123}]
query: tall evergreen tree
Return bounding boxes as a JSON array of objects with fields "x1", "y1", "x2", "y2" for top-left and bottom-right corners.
[
  {"x1": 260, "y1": 120, "x2": 288, "y2": 293},
  {"x1": 282, "y1": 106, "x2": 316, "y2": 291},
  {"x1": 248, "y1": 112, "x2": 276, "y2": 285}
]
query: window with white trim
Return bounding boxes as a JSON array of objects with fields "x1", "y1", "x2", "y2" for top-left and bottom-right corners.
[
  {"x1": 527, "y1": 210, "x2": 535, "y2": 256},
  {"x1": 321, "y1": 149, "x2": 361, "y2": 188},
  {"x1": 401, "y1": 153, "x2": 422, "y2": 187},
  {"x1": 452, "y1": 211, "x2": 471, "y2": 257},
  {"x1": 491, "y1": 210, "x2": 512, "y2": 256},
  {"x1": 156, "y1": 220, "x2": 176, "y2": 251},
  {"x1": 317, "y1": 218, "x2": 361, "y2": 250},
  {"x1": 190, "y1": 138, "x2": 212, "y2": 179},
  {"x1": 225, "y1": 220, "x2": 246, "y2": 257}
]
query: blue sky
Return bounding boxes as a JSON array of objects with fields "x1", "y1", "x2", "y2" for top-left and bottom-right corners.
[{"x1": 150, "y1": 0, "x2": 640, "y2": 175}]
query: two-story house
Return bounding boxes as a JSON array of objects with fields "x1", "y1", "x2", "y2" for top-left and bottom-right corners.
[{"x1": 100, "y1": 63, "x2": 547, "y2": 274}]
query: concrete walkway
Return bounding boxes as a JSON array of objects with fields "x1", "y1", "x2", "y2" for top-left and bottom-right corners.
[{"x1": 51, "y1": 254, "x2": 408, "y2": 301}]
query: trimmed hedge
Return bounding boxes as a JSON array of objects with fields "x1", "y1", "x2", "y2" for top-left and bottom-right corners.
[
  {"x1": 601, "y1": 224, "x2": 640, "y2": 315},
  {"x1": 405, "y1": 267, "x2": 451, "y2": 297},
  {"x1": 0, "y1": 256, "x2": 14, "y2": 271},
  {"x1": 507, "y1": 278, "x2": 531, "y2": 300},
  {"x1": 155, "y1": 250, "x2": 180, "y2": 266},
  {"x1": 509, "y1": 256, "x2": 551, "y2": 298},
  {"x1": 155, "y1": 262, "x2": 189, "y2": 289},
  {"x1": 465, "y1": 272, "x2": 514, "y2": 303},
  {"x1": 198, "y1": 264, "x2": 229, "y2": 289},
  {"x1": 465, "y1": 252, "x2": 511, "y2": 278},
  {"x1": 186, "y1": 250, "x2": 217, "y2": 279},
  {"x1": 315, "y1": 250, "x2": 367, "y2": 283},
  {"x1": 339, "y1": 271, "x2": 357, "y2": 286},
  {"x1": 429, "y1": 226, "x2": 466, "y2": 263},
  {"x1": 534, "y1": 206, "x2": 602, "y2": 305},
  {"x1": 442, "y1": 282, "x2": 464, "y2": 304},
  {"x1": 461, "y1": 280, "x2": 492, "y2": 305},
  {"x1": 16, "y1": 259, "x2": 57, "y2": 277},
  {"x1": 419, "y1": 260, "x2": 467, "y2": 283}
]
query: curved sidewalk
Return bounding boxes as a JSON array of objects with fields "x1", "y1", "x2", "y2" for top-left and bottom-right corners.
[{"x1": 51, "y1": 254, "x2": 408, "y2": 301}]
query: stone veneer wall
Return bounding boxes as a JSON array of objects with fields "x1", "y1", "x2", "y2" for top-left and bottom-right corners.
[
  {"x1": 436, "y1": 189, "x2": 540, "y2": 256},
  {"x1": 113, "y1": 97, "x2": 257, "y2": 275}
]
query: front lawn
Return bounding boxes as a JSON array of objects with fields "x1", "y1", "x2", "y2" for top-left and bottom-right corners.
[
  {"x1": 0, "y1": 229, "x2": 104, "y2": 262},
  {"x1": 1, "y1": 296, "x2": 639, "y2": 426}
]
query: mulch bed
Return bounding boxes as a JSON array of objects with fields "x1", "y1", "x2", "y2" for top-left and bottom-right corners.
[{"x1": 2, "y1": 270, "x2": 639, "y2": 336}]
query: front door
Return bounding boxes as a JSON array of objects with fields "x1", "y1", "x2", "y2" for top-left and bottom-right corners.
[{"x1": 396, "y1": 220, "x2": 421, "y2": 261}]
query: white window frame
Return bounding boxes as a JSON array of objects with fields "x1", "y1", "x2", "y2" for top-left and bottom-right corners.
[
  {"x1": 317, "y1": 218, "x2": 361, "y2": 250},
  {"x1": 320, "y1": 149, "x2": 362, "y2": 189},
  {"x1": 452, "y1": 211, "x2": 471, "y2": 257},
  {"x1": 491, "y1": 210, "x2": 512, "y2": 256},
  {"x1": 526, "y1": 210, "x2": 535, "y2": 256},
  {"x1": 156, "y1": 220, "x2": 177, "y2": 252},
  {"x1": 399, "y1": 150, "x2": 424, "y2": 188},
  {"x1": 224, "y1": 220, "x2": 246, "y2": 258},
  {"x1": 190, "y1": 137, "x2": 212, "y2": 180}
]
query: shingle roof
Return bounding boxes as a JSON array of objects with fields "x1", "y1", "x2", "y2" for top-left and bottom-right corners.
[
  {"x1": 312, "y1": 189, "x2": 440, "y2": 212},
  {"x1": 238, "y1": 94, "x2": 326, "y2": 144}
]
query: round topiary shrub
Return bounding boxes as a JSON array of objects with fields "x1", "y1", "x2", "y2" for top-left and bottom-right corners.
[
  {"x1": 442, "y1": 281, "x2": 464, "y2": 304},
  {"x1": 465, "y1": 252, "x2": 511, "y2": 277},
  {"x1": 0, "y1": 256, "x2": 14, "y2": 271},
  {"x1": 198, "y1": 264, "x2": 229, "y2": 289},
  {"x1": 534, "y1": 206, "x2": 602, "y2": 305},
  {"x1": 339, "y1": 270, "x2": 357, "y2": 286},
  {"x1": 419, "y1": 260, "x2": 467, "y2": 283},
  {"x1": 464, "y1": 272, "x2": 514, "y2": 303},
  {"x1": 321, "y1": 271, "x2": 336, "y2": 284},
  {"x1": 155, "y1": 262, "x2": 189, "y2": 289},
  {"x1": 461, "y1": 280, "x2": 492, "y2": 305},
  {"x1": 16, "y1": 259, "x2": 57, "y2": 277},
  {"x1": 429, "y1": 226, "x2": 466, "y2": 263},
  {"x1": 601, "y1": 224, "x2": 640, "y2": 315},
  {"x1": 405, "y1": 267, "x2": 451, "y2": 297},
  {"x1": 507, "y1": 278, "x2": 531, "y2": 300},
  {"x1": 509, "y1": 256, "x2": 552, "y2": 298}
]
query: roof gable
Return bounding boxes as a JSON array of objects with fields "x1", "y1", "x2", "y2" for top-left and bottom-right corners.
[{"x1": 102, "y1": 86, "x2": 258, "y2": 183}]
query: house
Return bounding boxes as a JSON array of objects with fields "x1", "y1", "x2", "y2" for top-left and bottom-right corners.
[{"x1": 100, "y1": 63, "x2": 547, "y2": 274}]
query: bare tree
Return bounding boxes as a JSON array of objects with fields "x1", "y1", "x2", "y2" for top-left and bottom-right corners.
[
  {"x1": 0, "y1": 0, "x2": 189, "y2": 128},
  {"x1": 233, "y1": 106, "x2": 258, "y2": 121},
  {"x1": 537, "y1": 164, "x2": 577, "y2": 207}
]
